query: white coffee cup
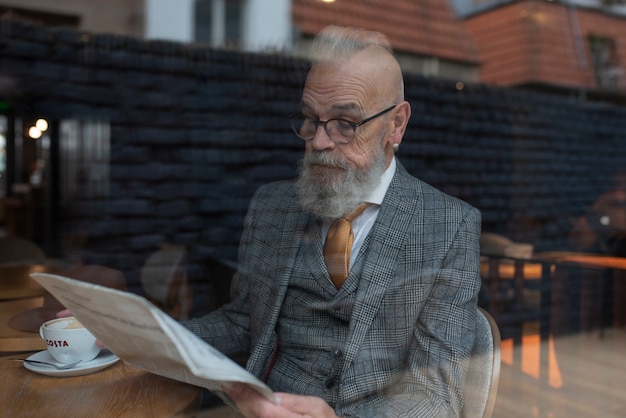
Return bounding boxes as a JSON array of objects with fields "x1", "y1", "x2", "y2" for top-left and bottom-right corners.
[{"x1": 39, "y1": 317, "x2": 101, "y2": 364}]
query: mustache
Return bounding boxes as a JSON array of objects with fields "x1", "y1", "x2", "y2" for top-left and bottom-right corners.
[{"x1": 301, "y1": 151, "x2": 349, "y2": 170}]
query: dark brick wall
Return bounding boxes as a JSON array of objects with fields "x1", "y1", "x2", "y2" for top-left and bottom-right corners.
[{"x1": 1, "y1": 20, "x2": 625, "y2": 315}]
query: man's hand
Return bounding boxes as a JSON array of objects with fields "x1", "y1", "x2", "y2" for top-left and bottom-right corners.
[
  {"x1": 56, "y1": 309, "x2": 72, "y2": 318},
  {"x1": 225, "y1": 383, "x2": 340, "y2": 418}
]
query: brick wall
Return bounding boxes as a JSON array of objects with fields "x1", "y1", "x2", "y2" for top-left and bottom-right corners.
[{"x1": 2, "y1": 19, "x2": 625, "y2": 315}]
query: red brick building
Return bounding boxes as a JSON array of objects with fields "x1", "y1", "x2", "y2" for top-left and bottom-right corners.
[
  {"x1": 465, "y1": 0, "x2": 626, "y2": 93},
  {"x1": 292, "y1": 0, "x2": 480, "y2": 81}
]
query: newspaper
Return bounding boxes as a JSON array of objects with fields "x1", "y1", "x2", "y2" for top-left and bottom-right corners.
[{"x1": 31, "y1": 272, "x2": 275, "y2": 402}]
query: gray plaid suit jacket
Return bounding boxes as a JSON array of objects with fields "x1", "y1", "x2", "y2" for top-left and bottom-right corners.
[{"x1": 185, "y1": 162, "x2": 482, "y2": 417}]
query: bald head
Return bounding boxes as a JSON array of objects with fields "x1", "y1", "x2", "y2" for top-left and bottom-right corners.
[{"x1": 308, "y1": 25, "x2": 405, "y2": 104}]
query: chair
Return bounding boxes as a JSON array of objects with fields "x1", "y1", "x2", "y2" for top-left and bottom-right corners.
[
  {"x1": 479, "y1": 232, "x2": 549, "y2": 343},
  {"x1": 0, "y1": 236, "x2": 45, "y2": 265},
  {"x1": 462, "y1": 307, "x2": 501, "y2": 418},
  {"x1": 140, "y1": 244, "x2": 192, "y2": 320},
  {"x1": 0, "y1": 236, "x2": 47, "y2": 301},
  {"x1": 479, "y1": 232, "x2": 514, "y2": 257},
  {"x1": 206, "y1": 256, "x2": 237, "y2": 309}
]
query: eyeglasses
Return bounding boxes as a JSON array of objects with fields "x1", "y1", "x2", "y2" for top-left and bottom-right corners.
[{"x1": 289, "y1": 105, "x2": 397, "y2": 145}]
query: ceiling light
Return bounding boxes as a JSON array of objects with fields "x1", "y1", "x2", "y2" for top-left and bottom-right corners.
[
  {"x1": 36, "y1": 118, "x2": 48, "y2": 132},
  {"x1": 28, "y1": 126, "x2": 42, "y2": 139}
]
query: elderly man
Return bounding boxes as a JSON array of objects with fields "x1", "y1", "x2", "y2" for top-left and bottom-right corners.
[{"x1": 184, "y1": 25, "x2": 481, "y2": 417}]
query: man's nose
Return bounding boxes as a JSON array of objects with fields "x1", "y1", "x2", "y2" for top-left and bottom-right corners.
[{"x1": 310, "y1": 123, "x2": 335, "y2": 150}]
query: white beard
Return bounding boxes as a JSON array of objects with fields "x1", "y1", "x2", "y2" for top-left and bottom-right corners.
[{"x1": 296, "y1": 145, "x2": 387, "y2": 220}]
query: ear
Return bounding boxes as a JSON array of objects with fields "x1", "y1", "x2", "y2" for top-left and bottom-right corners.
[{"x1": 387, "y1": 101, "x2": 411, "y2": 147}]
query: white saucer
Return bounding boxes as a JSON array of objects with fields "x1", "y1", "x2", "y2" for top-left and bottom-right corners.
[{"x1": 23, "y1": 350, "x2": 120, "y2": 377}]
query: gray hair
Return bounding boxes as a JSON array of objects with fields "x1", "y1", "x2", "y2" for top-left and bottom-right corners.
[
  {"x1": 308, "y1": 26, "x2": 404, "y2": 102},
  {"x1": 309, "y1": 25, "x2": 394, "y2": 63}
]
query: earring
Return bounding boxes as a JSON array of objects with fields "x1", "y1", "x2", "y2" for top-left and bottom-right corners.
[{"x1": 392, "y1": 143, "x2": 399, "y2": 152}]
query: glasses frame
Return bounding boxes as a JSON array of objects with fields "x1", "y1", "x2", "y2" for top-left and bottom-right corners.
[{"x1": 289, "y1": 104, "x2": 397, "y2": 144}]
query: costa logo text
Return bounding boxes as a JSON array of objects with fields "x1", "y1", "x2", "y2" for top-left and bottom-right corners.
[{"x1": 46, "y1": 340, "x2": 69, "y2": 347}]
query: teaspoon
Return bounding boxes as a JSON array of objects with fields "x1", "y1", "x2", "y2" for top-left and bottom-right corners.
[{"x1": 11, "y1": 358, "x2": 83, "y2": 370}]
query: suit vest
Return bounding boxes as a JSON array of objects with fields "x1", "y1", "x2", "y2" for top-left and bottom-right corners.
[{"x1": 265, "y1": 221, "x2": 367, "y2": 406}]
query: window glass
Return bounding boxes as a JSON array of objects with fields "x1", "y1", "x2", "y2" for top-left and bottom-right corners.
[
  {"x1": 60, "y1": 120, "x2": 110, "y2": 201},
  {"x1": 224, "y1": 0, "x2": 242, "y2": 48},
  {"x1": 194, "y1": 0, "x2": 212, "y2": 44},
  {"x1": 588, "y1": 35, "x2": 623, "y2": 88}
]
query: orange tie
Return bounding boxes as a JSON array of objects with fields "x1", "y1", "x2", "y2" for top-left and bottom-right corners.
[{"x1": 323, "y1": 203, "x2": 369, "y2": 288}]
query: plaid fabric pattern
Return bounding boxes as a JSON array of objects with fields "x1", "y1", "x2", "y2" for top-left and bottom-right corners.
[
  {"x1": 183, "y1": 162, "x2": 481, "y2": 417},
  {"x1": 266, "y1": 226, "x2": 362, "y2": 404}
]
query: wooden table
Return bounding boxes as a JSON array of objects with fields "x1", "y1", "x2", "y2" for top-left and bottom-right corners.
[
  {"x1": 556, "y1": 254, "x2": 626, "y2": 270},
  {"x1": 0, "y1": 354, "x2": 201, "y2": 417},
  {"x1": 0, "y1": 297, "x2": 46, "y2": 353},
  {"x1": 534, "y1": 251, "x2": 626, "y2": 268}
]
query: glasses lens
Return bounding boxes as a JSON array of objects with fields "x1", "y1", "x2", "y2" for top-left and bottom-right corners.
[
  {"x1": 291, "y1": 116, "x2": 315, "y2": 140},
  {"x1": 326, "y1": 120, "x2": 355, "y2": 144},
  {"x1": 290, "y1": 116, "x2": 356, "y2": 144}
]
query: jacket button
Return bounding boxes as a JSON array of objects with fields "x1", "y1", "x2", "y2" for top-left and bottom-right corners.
[{"x1": 324, "y1": 378, "x2": 335, "y2": 389}]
